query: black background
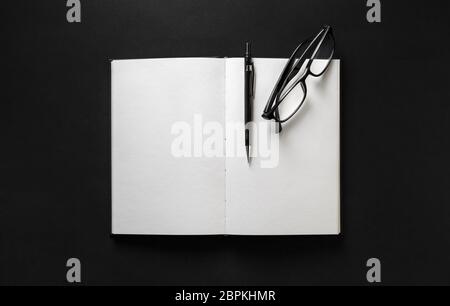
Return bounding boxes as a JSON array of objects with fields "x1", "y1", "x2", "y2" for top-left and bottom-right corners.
[{"x1": 1, "y1": 0, "x2": 450, "y2": 285}]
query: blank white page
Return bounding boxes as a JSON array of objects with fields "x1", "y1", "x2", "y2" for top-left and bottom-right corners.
[
  {"x1": 112, "y1": 58, "x2": 225, "y2": 235},
  {"x1": 225, "y1": 58, "x2": 340, "y2": 235}
]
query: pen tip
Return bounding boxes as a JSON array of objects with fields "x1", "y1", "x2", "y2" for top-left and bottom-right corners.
[{"x1": 246, "y1": 146, "x2": 251, "y2": 165}]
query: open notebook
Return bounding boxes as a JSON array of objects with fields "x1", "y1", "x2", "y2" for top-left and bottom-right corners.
[{"x1": 111, "y1": 58, "x2": 340, "y2": 235}]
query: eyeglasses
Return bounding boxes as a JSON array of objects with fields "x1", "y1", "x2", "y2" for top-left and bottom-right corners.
[{"x1": 262, "y1": 25, "x2": 335, "y2": 132}]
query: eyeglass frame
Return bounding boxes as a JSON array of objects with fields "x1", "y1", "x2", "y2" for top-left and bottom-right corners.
[{"x1": 262, "y1": 25, "x2": 335, "y2": 129}]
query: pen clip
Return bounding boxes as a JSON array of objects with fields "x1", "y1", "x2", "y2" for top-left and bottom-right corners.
[{"x1": 249, "y1": 63, "x2": 255, "y2": 97}]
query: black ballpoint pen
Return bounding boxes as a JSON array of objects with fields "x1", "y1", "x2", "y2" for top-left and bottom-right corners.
[{"x1": 244, "y1": 42, "x2": 254, "y2": 165}]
